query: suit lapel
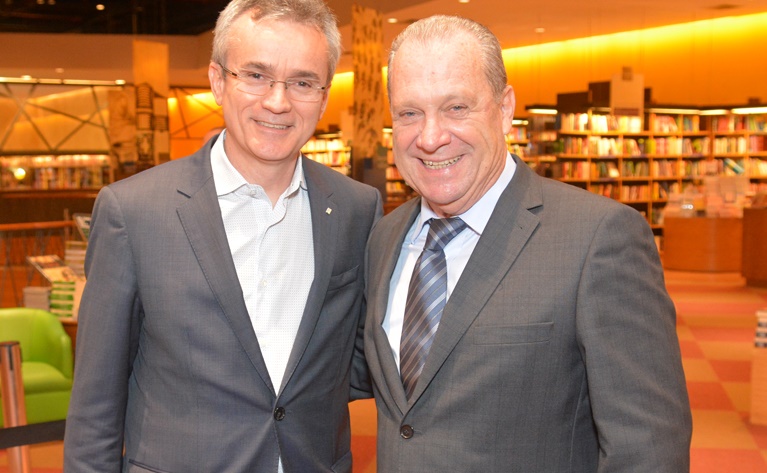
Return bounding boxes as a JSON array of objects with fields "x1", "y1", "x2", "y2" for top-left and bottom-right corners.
[
  {"x1": 408, "y1": 157, "x2": 543, "y2": 405},
  {"x1": 371, "y1": 199, "x2": 420, "y2": 413},
  {"x1": 278, "y1": 158, "x2": 338, "y2": 394},
  {"x1": 175, "y1": 149, "x2": 275, "y2": 393}
]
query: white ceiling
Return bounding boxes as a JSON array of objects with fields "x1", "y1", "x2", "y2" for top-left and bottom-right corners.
[{"x1": 333, "y1": 0, "x2": 767, "y2": 72}]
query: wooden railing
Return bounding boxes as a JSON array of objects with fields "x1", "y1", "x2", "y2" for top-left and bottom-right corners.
[{"x1": 0, "y1": 221, "x2": 76, "y2": 307}]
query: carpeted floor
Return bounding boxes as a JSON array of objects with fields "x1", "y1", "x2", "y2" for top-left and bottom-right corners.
[{"x1": 2, "y1": 270, "x2": 767, "y2": 472}]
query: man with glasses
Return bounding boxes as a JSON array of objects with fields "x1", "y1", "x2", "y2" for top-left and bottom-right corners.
[{"x1": 64, "y1": 0, "x2": 381, "y2": 471}]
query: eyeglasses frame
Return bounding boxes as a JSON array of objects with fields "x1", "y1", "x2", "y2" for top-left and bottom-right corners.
[{"x1": 218, "y1": 63, "x2": 328, "y2": 102}]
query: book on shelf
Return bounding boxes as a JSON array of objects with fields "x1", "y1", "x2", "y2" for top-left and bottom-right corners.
[{"x1": 723, "y1": 158, "x2": 746, "y2": 175}]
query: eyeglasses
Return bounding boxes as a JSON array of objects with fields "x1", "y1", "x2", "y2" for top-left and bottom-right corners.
[{"x1": 219, "y1": 64, "x2": 328, "y2": 103}]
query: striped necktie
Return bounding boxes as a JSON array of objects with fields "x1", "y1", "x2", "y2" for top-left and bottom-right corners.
[{"x1": 400, "y1": 217, "x2": 467, "y2": 399}]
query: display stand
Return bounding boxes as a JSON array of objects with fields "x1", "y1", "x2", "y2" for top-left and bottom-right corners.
[
  {"x1": 742, "y1": 208, "x2": 767, "y2": 286},
  {"x1": 663, "y1": 216, "x2": 743, "y2": 272}
]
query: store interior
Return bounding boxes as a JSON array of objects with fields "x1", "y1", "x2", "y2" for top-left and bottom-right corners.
[{"x1": 2, "y1": 0, "x2": 767, "y2": 471}]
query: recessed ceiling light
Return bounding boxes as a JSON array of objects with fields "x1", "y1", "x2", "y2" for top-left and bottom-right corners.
[
  {"x1": 387, "y1": 18, "x2": 398, "y2": 24},
  {"x1": 535, "y1": 27, "x2": 545, "y2": 33},
  {"x1": 96, "y1": 4, "x2": 105, "y2": 11},
  {"x1": 458, "y1": 0, "x2": 470, "y2": 3}
]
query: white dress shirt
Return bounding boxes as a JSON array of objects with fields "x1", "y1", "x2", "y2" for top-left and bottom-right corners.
[
  {"x1": 211, "y1": 132, "x2": 314, "y2": 473},
  {"x1": 382, "y1": 153, "x2": 517, "y2": 370}
]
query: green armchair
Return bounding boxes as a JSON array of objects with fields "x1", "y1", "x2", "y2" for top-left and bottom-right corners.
[{"x1": 0, "y1": 308, "x2": 73, "y2": 426}]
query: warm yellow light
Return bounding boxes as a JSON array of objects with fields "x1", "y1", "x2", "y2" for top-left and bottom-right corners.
[
  {"x1": 646, "y1": 107, "x2": 700, "y2": 115},
  {"x1": 732, "y1": 106, "x2": 767, "y2": 115},
  {"x1": 512, "y1": 119, "x2": 529, "y2": 126},
  {"x1": 700, "y1": 109, "x2": 729, "y2": 116},
  {"x1": 528, "y1": 108, "x2": 557, "y2": 115},
  {"x1": 387, "y1": 18, "x2": 398, "y2": 24},
  {"x1": 96, "y1": 4, "x2": 105, "y2": 10},
  {"x1": 13, "y1": 168, "x2": 26, "y2": 181},
  {"x1": 115, "y1": 79, "x2": 126, "y2": 85}
]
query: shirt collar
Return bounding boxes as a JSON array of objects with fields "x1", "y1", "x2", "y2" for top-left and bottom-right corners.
[
  {"x1": 413, "y1": 152, "x2": 516, "y2": 240},
  {"x1": 211, "y1": 130, "x2": 307, "y2": 198}
]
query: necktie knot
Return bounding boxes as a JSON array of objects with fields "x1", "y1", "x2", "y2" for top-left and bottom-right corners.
[{"x1": 424, "y1": 217, "x2": 467, "y2": 251}]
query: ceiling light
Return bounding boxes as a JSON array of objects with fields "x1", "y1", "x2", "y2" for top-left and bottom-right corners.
[
  {"x1": 115, "y1": 79, "x2": 127, "y2": 85},
  {"x1": 55, "y1": 68, "x2": 64, "y2": 74},
  {"x1": 96, "y1": 4, "x2": 105, "y2": 11},
  {"x1": 535, "y1": 27, "x2": 545, "y2": 34},
  {"x1": 387, "y1": 18, "x2": 398, "y2": 24},
  {"x1": 458, "y1": 0, "x2": 470, "y2": 4}
]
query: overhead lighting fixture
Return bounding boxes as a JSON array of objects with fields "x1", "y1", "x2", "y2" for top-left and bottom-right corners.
[
  {"x1": 699, "y1": 109, "x2": 729, "y2": 116},
  {"x1": 646, "y1": 107, "x2": 700, "y2": 115},
  {"x1": 534, "y1": 27, "x2": 545, "y2": 34},
  {"x1": 525, "y1": 104, "x2": 558, "y2": 115},
  {"x1": 732, "y1": 106, "x2": 767, "y2": 115},
  {"x1": 115, "y1": 79, "x2": 126, "y2": 85},
  {"x1": 387, "y1": 18, "x2": 398, "y2": 24},
  {"x1": 96, "y1": 4, "x2": 105, "y2": 11},
  {"x1": 458, "y1": 0, "x2": 470, "y2": 4}
]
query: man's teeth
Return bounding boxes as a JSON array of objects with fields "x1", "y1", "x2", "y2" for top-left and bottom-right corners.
[
  {"x1": 261, "y1": 122, "x2": 289, "y2": 130},
  {"x1": 423, "y1": 156, "x2": 461, "y2": 169}
]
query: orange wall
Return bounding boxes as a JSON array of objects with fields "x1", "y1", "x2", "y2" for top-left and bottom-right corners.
[{"x1": 318, "y1": 12, "x2": 767, "y2": 129}]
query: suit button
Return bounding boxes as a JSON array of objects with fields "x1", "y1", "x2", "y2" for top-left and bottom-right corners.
[
  {"x1": 400, "y1": 425, "x2": 414, "y2": 439},
  {"x1": 274, "y1": 407, "x2": 286, "y2": 421}
]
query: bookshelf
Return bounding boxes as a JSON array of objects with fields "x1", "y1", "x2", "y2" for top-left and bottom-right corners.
[
  {"x1": 505, "y1": 120, "x2": 529, "y2": 160},
  {"x1": 301, "y1": 132, "x2": 351, "y2": 175},
  {"x1": 706, "y1": 112, "x2": 767, "y2": 192},
  {"x1": 0, "y1": 153, "x2": 112, "y2": 191},
  {"x1": 547, "y1": 106, "x2": 767, "y2": 231},
  {"x1": 382, "y1": 127, "x2": 415, "y2": 202},
  {"x1": 551, "y1": 109, "x2": 712, "y2": 229}
]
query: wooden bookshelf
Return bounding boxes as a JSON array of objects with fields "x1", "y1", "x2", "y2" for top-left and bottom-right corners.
[
  {"x1": 301, "y1": 133, "x2": 351, "y2": 175},
  {"x1": 0, "y1": 153, "x2": 112, "y2": 191},
  {"x1": 547, "y1": 108, "x2": 767, "y2": 231}
]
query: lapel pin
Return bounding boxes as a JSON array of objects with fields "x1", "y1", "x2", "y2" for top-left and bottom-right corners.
[{"x1": 326, "y1": 208, "x2": 332, "y2": 215}]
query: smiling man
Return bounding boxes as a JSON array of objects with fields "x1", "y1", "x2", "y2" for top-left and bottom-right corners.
[
  {"x1": 363, "y1": 15, "x2": 692, "y2": 472},
  {"x1": 63, "y1": 0, "x2": 381, "y2": 471}
]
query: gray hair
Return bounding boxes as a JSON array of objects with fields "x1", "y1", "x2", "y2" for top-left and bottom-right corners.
[
  {"x1": 387, "y1": 15, "x2": 507, "y2": 102},
  {"x1": 211, "y1": 0, "x2": 342, "y2": 83}
]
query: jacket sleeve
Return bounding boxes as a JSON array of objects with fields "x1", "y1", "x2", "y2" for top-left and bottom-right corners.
[
  {"x1": 350, "y1": 187, "x2": 383, "y2": 401},
  {"x1": 64, "y1": 186, "x2": 142, "y2": 472},
  {"x1": 576, "y1": 203, "x2": 692, "y2": 472}
]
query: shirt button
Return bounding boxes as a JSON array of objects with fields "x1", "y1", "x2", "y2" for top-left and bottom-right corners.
[
  {"x1": 400, "y1": 424, "x2": 414, "y2": 439},
  {"x1": 274, "y1": 407, "x2": 286, "y2": 421}
]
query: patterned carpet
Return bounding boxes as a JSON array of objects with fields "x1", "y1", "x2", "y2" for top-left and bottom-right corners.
[{"x1": 2, "y1": 270, "x2": 767, "y2": 472}]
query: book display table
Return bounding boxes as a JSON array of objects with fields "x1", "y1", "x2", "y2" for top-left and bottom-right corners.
[
  {"x1": 742, "y1": 208, "x2": 767, "y2": 287},
  {"x1": 663, "y1": 216, "x2": 743, "y2": 272}
]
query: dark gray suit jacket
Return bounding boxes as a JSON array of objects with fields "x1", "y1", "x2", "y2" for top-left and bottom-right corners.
[
  {"x1": 64, "y1": 142, "x2": 381, "y2": 473},
  {"x1": 364, "y1": 155, "x2": 691, "y2": 472}
]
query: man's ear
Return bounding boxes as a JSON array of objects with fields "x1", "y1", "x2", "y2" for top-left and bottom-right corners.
[
  {"x1": 208, "y1": 62, "x2": 225, "y2": 106},
  {"x1": 500, "y1": 85, "x2": 516, "y2": 134}
]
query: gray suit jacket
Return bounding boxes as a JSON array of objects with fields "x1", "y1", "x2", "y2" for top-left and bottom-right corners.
[
  {"x1": 64, "y1": 142, "x2": 381, "y2": 473},
  {"x1": 364, "y1": 156, "x2": 691, "y2": 472}
]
